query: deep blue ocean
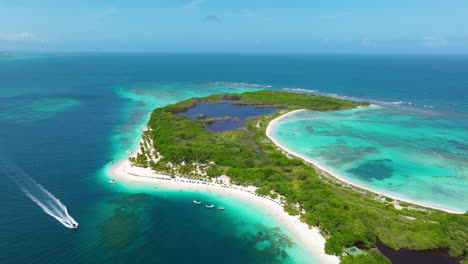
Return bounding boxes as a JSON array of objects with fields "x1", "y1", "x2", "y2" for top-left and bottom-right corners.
[{"x1": 0, "y1": 53, "x2": 466, "y2": 264}]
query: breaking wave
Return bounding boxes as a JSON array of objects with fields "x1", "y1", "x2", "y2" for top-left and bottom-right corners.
[
  {"x1": 281, "y1": 88, "x2": 437, "y2": 110},
  {"x1": 208, "y1": 82, "x2": 273, "y2": 88}
]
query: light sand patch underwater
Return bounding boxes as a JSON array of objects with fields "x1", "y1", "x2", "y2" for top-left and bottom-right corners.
[{"x1": 272, "y1": 106, "x2": 468, "y2": 212}]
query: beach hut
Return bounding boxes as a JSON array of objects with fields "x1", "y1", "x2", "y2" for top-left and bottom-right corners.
[{"x1": 343, "y1": 246, "x2": 367, "y2": 257}]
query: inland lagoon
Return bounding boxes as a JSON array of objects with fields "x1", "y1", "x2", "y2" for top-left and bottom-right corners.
[
  {"x1": 0, "y1": 53, "x2": 467, "y2": 264},
  {"x1": 179, "y1": 101, "x2": 280, "y2": 131}
]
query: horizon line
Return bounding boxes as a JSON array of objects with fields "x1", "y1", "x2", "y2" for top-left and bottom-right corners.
[{"x1": 2, "y1": 50, "x2": 468, "y2": 56}]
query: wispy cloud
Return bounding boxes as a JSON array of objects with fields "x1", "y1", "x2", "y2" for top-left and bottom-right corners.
[
  {"x1": 0, "y1": 32, "x2": 44, "y2": 42},
  {"x1": 422, "y1": 36, "x2": 447, "y2": 47},
  {"x1": 320, "y1": 12, "x2": 350, "y2": 19},
  {"x1": 184, "y1": 0, "x2": 205, "y2": 9}
]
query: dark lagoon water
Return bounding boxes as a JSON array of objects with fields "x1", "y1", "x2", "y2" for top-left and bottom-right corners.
[
  {"x1": 376, "y1": 240, "x2": 462, "y2": 264},
  {"x1": 180, "y1": 102, "x2": 280, "y2": 131},
  {"x1": 0, "y1": 53, "x2": 467, "y2": 264}
]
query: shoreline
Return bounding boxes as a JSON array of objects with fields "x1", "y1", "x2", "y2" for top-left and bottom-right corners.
[
  {"x1": 107, "y1": 140, "x2": 339, "y2": 264},
  {"x1": 266, "y1": 109, "x2": 464, "y2": 215},
  {"x1": 107, "y1": 105, "x2": 460, "y2": 264}
]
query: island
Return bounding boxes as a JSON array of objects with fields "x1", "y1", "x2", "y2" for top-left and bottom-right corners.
[{"x1": 111, "y1": 90, "x2": 467, "y2": 264}]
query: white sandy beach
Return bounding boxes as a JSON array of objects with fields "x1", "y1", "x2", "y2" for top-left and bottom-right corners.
[
  {"x1": 108, "y1": 141, "x2": 339, "y2": 264},
  {"x1": 107, "y1": 107, "x2": 461, "y2": 264},
  {"x1": 266, "y1": 109, "x2": 464, "y2": 214}
]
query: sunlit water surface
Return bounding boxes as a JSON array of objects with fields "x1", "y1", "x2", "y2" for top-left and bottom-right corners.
[{"x1": 0, "y1": 53, "x2": 467, "y2": 263}]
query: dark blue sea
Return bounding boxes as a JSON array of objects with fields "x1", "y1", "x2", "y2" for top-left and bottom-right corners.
[{"x1": 0, "y1": 53, "x2": 467, "y2": 264}]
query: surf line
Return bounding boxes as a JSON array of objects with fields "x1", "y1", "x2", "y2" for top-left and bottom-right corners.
[{"x1": 0, "y1": 157, "x2": 78, "y2": 229}]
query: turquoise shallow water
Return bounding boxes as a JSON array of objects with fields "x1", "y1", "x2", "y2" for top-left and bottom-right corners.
[
  {"x1": 98, "y1": 180, "x2": 318, "y2": 264},
  {"x1": 1, "y1": 53, "x2": 467, "y2": 263},
  {"x1": 0, "y1": 54, "x2": 323, "y2": 264},
  {"x1": 272, "y1": 106, "x2": 468, "y2": 211},
  {"x1": 100, "y1": 83, "x2": 322, "y2": 263},
  {"x1": 97, "y1": 83, "x2": 321, "y2": 263}
]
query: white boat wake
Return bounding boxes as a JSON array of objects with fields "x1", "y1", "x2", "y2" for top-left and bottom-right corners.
[
  {"x1": 20, "y1": 181, "x2": 79, "y2": 229},
  {"x1": 0, "y1": 158, "x2": 78, "y2": 229}
]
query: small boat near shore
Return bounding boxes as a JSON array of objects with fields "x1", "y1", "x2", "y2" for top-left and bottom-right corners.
[
  {"x1": 193, "y1": 200, "x2": 201, "y2": 204},
  {"x1": 217, "y1": 206, "x2": 224, "y2": 210},
  {"x1": 205, "y1": 203, "x2": 215, "y2": 208},
  {"x1": 108, "y1": 179, "x2": 117, "y2": 184}
]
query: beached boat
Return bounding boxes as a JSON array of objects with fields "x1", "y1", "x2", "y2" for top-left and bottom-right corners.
[
  {"x1": 108, "y1": 180, "x2": 117, "y2": 184},
  {"x1": 217, "y1": 206, "x2": 224, "y2": 210},
  {"x1": 193, "y1": 200, "x2": 201, "y2": 204},
  {"x1": 205, "y1": 203, "x2": 215, "y2": 208}
]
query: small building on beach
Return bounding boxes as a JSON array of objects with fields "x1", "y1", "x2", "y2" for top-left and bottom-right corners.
[{"x1": 344, "y1": 246, "x2": 367, "y2": 257}]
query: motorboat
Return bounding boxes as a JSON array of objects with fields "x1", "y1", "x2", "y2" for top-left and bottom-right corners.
[
  {"x1": 205, "y1": 203, "x2": 215, "y2": 208},
  {"x1": 217, "y1": 206, "x2": 224, "y2": 210},
  {"x1": 193, "y1": 200, "x2": 201, "y2": 204},
  {"x1": 108, "y1": 179, "x2": 117, "y2": 184}
]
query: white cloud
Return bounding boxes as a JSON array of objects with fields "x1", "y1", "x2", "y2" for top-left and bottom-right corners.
[
  {"x1": 0, "y1": 32, "x2": 44, "y2": 42},
  {"x1": 184, "y1": 0, "x2": 205, "y2": 9},
  {"x1": 422, "y1": 36, "x2": 447, "y2": 47}
]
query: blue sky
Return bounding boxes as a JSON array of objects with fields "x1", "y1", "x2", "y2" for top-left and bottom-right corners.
[{"x1": 0, "y1": 0, "x2": 467, "y2": 53}]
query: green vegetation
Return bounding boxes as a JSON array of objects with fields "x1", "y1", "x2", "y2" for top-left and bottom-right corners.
[
  {"x1": 142, "y1": 90, "x2": 467, "y2": 263},
  {"x1": 341, "y1": 249, "x2": 391, "y2": 264},
  {"x1": 231, "y1": 90, "x2": 370, "y2": 110}
]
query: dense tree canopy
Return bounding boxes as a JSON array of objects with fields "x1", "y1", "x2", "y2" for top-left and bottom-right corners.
[{"x1": 141, "y1": 91, "x2": 467, "y2": 264}]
